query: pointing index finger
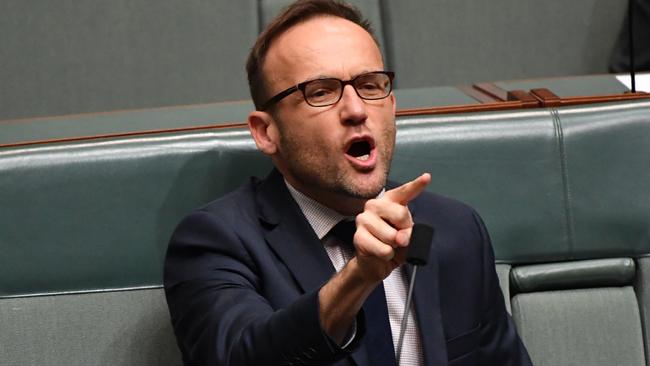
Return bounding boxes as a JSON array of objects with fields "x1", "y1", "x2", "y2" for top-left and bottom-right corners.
[{"x1": 384, "y1": 173, "x2": 431, "y2": 205}]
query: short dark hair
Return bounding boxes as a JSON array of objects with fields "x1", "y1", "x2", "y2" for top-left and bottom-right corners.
[{"x1": 246, "y1": 0, "x2": 378, "y2": 110}]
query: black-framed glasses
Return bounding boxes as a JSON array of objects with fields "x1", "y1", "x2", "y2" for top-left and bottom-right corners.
[{"x1": 260, "y1": 71, "x2": 395, "y2": 111}]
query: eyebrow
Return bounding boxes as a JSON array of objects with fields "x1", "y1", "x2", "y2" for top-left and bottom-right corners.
[{"x1": 299, "y1": 69, "x2": 384, "y2": 84}]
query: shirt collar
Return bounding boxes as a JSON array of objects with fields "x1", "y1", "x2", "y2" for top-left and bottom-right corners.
[
  {"x1": 285, "y1": 180, "x2": 347, "y2": 239},
  {"x1": 284, "y1": 180, "x2": 385, "y2": 240}
]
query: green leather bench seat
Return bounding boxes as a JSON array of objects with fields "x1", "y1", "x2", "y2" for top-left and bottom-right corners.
[
  {"x1": 513, "y1": 286, "x2": 645, "y2": 366},
  {"x1": 511, "y1": 258, "x2": 636, "y2": 293},
  {"x1": 511, "y1": 258, "x2": 646, "y2": 365},
  {"x1": 559, "y1": 101, "x2": 650, "y2": 258},
  {"x1": 1, "y1": 99, "x2": 649, "y2": 365},
  {"x1": 0, "y1": 289, "x2": 180, "y2": 366},
  {"x1": 503, "y1": 100, "x2": 650, "y2": 366},
  {"x1": 393, "y1": 108, "x2": 566, "y2": 262},
  {"x1": 0, "y1": 102, "x2": 576, "y2": 297},
  {"x1": 0, "y1": 130, "x2": 271, "y2": 296}
]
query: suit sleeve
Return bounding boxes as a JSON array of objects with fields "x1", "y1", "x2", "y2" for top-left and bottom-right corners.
[
  {"x1": 163, "y1": 209, "x2": 360, "y2": 366},
  {"x1": 472, "y1": 210, "x2": 533, "y2": 366}
]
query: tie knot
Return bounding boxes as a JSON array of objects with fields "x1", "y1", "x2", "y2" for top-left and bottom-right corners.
[{"x1": 328, "y1": 220, "x2": 356, "y2": 248}]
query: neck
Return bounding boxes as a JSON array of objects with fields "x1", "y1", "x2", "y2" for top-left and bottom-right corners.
[{"x1": 284, "y1": 178, "x2": 371, "y2": 216}]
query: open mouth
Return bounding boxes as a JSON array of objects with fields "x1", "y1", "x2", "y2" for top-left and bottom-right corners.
[
  {"x1": 344, "y1": 136, "x2": 376, "y2": 167},
  {"x1": 347, "y1": 140, "x2": 372, "y2": 161}
]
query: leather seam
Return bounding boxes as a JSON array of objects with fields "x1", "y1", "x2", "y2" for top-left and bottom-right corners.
[
  {"x1": 0, "y1": 284, "x2": 163, "y2": 299},
  {"x1": 552, "y1": 108, "x2": 575, "y2": 259}
]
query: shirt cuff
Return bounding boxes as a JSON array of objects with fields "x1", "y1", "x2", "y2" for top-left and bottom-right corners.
[
  {"x1": 340, "y1": 319, "x2": 357, "y2": 349},
  {"x1": 321, "y1": 312, "x2": 365, "y2": 355}
]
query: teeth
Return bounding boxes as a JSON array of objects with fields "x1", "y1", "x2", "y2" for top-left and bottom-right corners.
[{"x1": 357, "y1": 154, "x2": 370, "y2": 161}]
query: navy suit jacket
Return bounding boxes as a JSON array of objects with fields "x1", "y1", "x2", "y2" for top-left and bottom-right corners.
[{"x1": 164, "y1": 169, "x2": 531, "y2": 366}]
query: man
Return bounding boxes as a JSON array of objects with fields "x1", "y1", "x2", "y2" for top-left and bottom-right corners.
[{"x1": 164, "y1": 1, "x2": 531, "y2": 365}]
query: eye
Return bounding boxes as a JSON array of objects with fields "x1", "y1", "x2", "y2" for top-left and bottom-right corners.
[
  {"x1": 355, "y1": 79, "x2": 387, "y2": 98},
  {"x1": 354, "y1": 73, "x2": 391, "y2": 98},
  {"x1": 304, "y1": 79, "x2": 340, "y2": 104},
  {"x1": 358, "y1": 82, "x2": 381, "y2": 91},
  {"x1": 307, "y1": 88, "x2": 335, "y2": 99}
]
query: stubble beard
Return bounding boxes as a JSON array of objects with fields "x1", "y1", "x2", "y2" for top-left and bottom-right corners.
[{"x1": 278, "y1": 128, "x2": 395, "y2": 203}]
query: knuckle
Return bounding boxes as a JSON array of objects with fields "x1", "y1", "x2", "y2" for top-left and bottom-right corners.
[
  {"x1": 352, "y1": 231, "x2": 362, "y2": 246},
  {"x1": 364, "y1": 198, "x2": 379, "y2": 211},
  {"x1": 395, "y1": 206, "x2": 411, "y2": 224},
  {"x1": 387, "y1": 225, "x2": 399, "y2": 239},
  {"x1": 404, "y1": 213, "x2": 414, "y2": 226},
  {"x1": 378, "y1": 244, "x2": 394, "y2": 258},
  {"x1": 355, "y1": 213, "x2": 367, "y2": 226},
  {"x1": 354, "y1": 227, "x2": 370, "y2": 241}
]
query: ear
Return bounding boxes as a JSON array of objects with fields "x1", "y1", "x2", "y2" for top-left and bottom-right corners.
[
  {"x1": 390, "y1": 92, "x2": 396, "y2": 116},
  {"x1": 247, "y1": 111, "x2": 279, "y2": 155}
]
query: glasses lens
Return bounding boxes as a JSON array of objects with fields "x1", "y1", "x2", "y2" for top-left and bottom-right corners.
[
  {"x1": 303, "y1": 79, "x2": 342, "y2": 107},
  {"x1": 353, "y1": 73, "x2": 391, "y2": 100}
]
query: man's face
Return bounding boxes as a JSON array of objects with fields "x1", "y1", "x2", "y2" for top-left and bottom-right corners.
[{"x1": 258, "y1": 16, "x2": 396, "y2": 213}]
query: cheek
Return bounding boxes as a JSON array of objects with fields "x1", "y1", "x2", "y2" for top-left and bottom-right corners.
[
  {"x1": 378, "y1": 113, "x2": 396, "y2": 140},
  {"x1": 383, "y1": 131, "x2": 396, "y2": 158},
  {"x1": 286, "y1": 120, "x2": 339, "y2": 149},
  {"x1": 278, "y1": 124, "x2": 331, "y2": 158},
  {"x1": 379, "y1": 119, "x2": 397, "y2": 157}
]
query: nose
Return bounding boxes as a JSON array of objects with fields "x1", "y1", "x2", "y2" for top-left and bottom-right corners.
[{"x1": 339, "y1": 84, "x2": 368, "y2": 125}]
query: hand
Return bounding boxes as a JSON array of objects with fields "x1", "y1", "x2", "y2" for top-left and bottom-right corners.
[
  {"x1": 318, "y1": 173, "x2": 431, "y2": 343},
  {"x1": 353, "y1": 173, "x2": 431, "y2": 281}
]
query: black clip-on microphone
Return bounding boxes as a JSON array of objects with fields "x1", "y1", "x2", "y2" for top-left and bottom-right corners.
[{"x1": 395, "y1": 223, "x2": 434, "y2": 364}]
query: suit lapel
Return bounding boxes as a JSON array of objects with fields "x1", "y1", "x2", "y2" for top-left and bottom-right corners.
[
  {"x1": 408, "y1": 203, "x2": 448, "y2": 366},
  {"x1": 256, "y1": 169, "x2": 336, "y2": 294},
  {"x1": 256, "y1": 170, "x2": 371, "y2": 366}
]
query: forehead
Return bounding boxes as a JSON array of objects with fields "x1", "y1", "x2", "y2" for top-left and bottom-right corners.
[{"x1": 263, "y1": 16, "x2": 384, "y2": 88}]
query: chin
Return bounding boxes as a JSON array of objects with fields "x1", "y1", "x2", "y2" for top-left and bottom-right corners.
[{"x1": 341, "y1": 173, "x2": 387, "y2": 199}]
